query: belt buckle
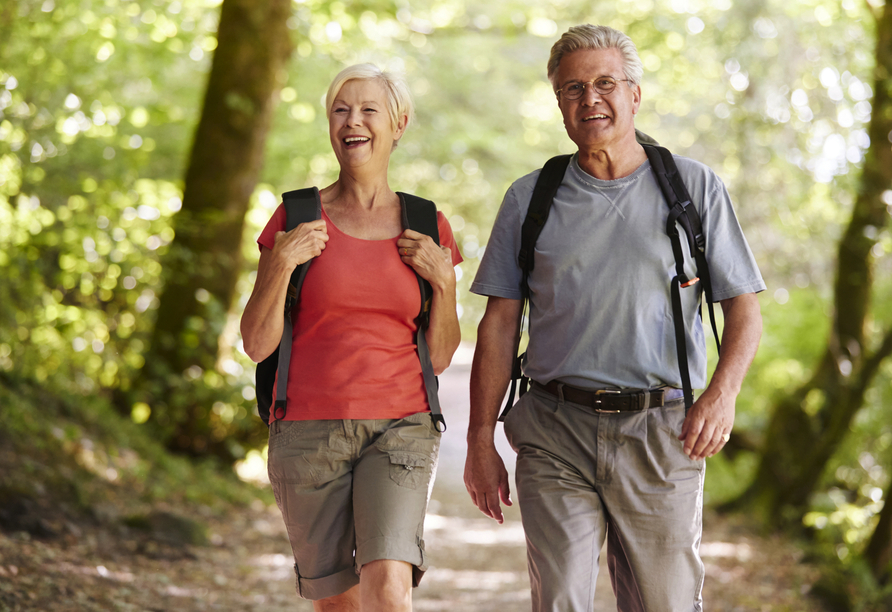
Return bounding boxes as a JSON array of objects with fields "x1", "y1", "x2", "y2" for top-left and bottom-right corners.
[{"x1": 593, "y1": 389, "x2": 622, "y2": 414}]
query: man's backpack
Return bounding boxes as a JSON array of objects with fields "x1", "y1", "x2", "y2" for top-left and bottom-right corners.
[
  {"x1": 503, "y1": 133, "x2": 721, "y2": 416},
  {"x1": 255, "y1": 187, "x2": 446, "y2": 431}
]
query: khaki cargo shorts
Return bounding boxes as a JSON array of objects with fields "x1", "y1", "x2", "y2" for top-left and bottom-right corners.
[{"x1": 267, "y1": 412, "x2": 440, "y2": 601}]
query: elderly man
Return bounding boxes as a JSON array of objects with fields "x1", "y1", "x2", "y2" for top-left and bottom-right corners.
[{"x1": 464, "y1": 24, "x2": 765, "y2": 611}]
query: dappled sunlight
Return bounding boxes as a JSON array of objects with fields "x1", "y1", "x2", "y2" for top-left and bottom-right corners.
[
  {"x1": 55, "y1": 562, "x2": 135, "y2": 583},
  {"x1": 2, "y1": 0, "x2": 890, "y2": 608},
  {"x1": 251, "y1": 553, "x2": 293, "y2": 581},
  {"x1": 235, "y1": 447, "x2": 270, "y2": 486},
  {"x1": 425, "y1": 513, "x2": 526, "y2": 546},
  {"x1": 424, "y1": 567, "x2": 526, "y2": 590},
  {"x1": 700, "y1": 540, "x2": 753, "y2": 561}
]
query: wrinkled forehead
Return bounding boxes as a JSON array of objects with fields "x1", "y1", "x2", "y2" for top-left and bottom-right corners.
[{"x1": 555, "y1": 48, "x2": 625, "y2": 86}]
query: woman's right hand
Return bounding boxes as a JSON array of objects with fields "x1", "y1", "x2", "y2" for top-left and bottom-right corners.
[{"x1": 272, "y1": 219, "x2": 329, "y2": 270}]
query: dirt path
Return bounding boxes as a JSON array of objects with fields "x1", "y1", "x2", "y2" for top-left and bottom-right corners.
[
  {"x1": 0, "y1": 487, "x2": 823, "y2": 612},
  {"x1": 0, "y1": 353, "x2": 824, "y2": 611}
]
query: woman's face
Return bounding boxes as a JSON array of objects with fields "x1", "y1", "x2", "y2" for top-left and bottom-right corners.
[{"x1": 329, "y1": 78, "x2": 406, "y2": 174}]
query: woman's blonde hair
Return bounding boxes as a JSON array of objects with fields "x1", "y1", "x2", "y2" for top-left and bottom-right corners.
[
  {"x1": 325, "y1": 64, "x2": 414, "y2": 137},
  {"x1": 547, "y1": 25, "x2": 644, "y2": 90}
]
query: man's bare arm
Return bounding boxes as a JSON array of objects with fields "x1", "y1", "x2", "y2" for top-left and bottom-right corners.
[
  {"x1": 464, "y1": 296, "x2": 523, "y2": 523},
  {"x1": 679, "y1": 292, "x2": 762, "y2": 460}
]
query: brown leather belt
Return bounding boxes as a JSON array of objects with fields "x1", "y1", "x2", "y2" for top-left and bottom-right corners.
[{"x1": 533, "y1": 380, "x2": 682, "y2": 413}]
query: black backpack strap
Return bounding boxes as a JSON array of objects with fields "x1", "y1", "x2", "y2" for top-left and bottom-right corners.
[
  {"x1": 401, "y1": 193, "x2": 439, "y2": 328},
  {"x1": 518, "y1": 155, "x2": 573, "y2": 296},
  {"x1": 399, "y1": 193, "x2": 446, "y2": 433},
  {"x1": 499, "y1": 155, "x2": 572, "y2": 421},
  {"x1": 269, "y1": 187, "x2": 320, "y2": 423},
  {"x1": 642, "y1": 144, "x2": 721, "y2": 411}
]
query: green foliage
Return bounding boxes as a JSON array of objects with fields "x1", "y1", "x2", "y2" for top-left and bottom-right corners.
[
  {"x1": 0, "y1": 0, "x2": 218, "y2": 396},
  {"x1": 799, "y1": 353, "x2": 892, "y2": 573},
  {"x1": 245, "y1": 0, "x2": 888, "y2": 338},
  {"x1": 122, "y1": 510, "x2": 210, "y2": 545},
  {"x1": 702, "y1": 287, "x2": 830, "y2": 504},
  {"x1": 4, "y1": 0, "x2": 884, "y2": 409},
  {"x1": 3, "y1": 2, "x2": 892, "y2": 599},
  {"x1": 739, "y1": 289, "x2": 832, "y2": 427},
  {"x1": 0, "y1": 371, "x2": 271, "y2": 518},
  {"x1": 809, "y1": 553, "x2": 892, "y2": 612}
]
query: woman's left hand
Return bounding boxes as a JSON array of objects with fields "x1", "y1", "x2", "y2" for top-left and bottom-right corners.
[{"x1": 397, "y1": 229, "x2": 454, "y2": 288}]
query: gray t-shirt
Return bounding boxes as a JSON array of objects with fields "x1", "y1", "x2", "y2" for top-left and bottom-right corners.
[{"x1": 471, "y1": 153, "x2": 766, "y2": 390}]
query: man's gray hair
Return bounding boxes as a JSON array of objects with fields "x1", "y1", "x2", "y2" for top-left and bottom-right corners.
[
  {"x1": 325, "y1": 63, "x2": 414, "y2": 137},
  {"x1": 547, "y1": 25, "x2": 644, "y2": 90}
]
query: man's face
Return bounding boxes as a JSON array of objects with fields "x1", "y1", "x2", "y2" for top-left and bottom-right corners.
[{"x1": 554, "y1": 48, "x2": 641, "y2": 151}]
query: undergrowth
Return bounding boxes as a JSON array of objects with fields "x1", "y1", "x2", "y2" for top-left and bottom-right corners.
[{"x1": 0, "y1": 370, "x2": 272, "y2": 530}]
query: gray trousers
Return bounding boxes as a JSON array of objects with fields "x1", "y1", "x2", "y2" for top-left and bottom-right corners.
[{"x1": 503, "y1": 385, "x2": 705, "y2": 612}]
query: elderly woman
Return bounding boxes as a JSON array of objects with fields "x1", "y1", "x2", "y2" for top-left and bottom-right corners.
[{"x1": 240, "y1": 64, "x2": 462, "y2": 612}]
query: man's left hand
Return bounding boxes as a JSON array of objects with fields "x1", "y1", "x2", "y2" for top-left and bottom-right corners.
[
  {"x1": 678, "y1": 292, "x2": 762, "y2": 461},
  {"x1": 678, "y1": 386, "x2": 735, "y2": 461}
]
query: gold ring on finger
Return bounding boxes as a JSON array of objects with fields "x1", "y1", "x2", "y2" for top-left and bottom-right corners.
[{"x1": 722, "y1": 433, "x2": 730, "y2": 443}]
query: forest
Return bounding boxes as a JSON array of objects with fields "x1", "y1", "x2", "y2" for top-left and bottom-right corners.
[{"x1": 1, "y1": 0, "x2": 892, "y2": 609}]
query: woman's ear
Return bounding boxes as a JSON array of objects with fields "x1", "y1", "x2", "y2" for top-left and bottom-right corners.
[{"x1": 394, "y1": 113, "x2": 408, "y2": 141}]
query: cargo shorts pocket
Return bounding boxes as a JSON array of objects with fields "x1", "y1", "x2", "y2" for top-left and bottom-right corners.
[
  {"x1": 385, "y1": 452, "x2": 429, "y2": 489},
  {"x1": 267, "y1": 420, "x2": 308, "y2": 451},
  {"x1": 267, "y1": 421, "x2": 328, "y2": 485}
]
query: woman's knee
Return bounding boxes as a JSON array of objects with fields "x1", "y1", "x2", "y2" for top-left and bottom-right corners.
[
  {"x1": 313, "y1": 585, "x2": 360, "y2": 612},
  {"x1": 360, "y1": 559, "x2": 413, "y2": 609}
]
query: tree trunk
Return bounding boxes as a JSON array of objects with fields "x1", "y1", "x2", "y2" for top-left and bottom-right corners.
[
  {"x1": 731, "y1": 1, "x2": 892, "y2": 525},
  {"x1": 141, "y1": 0, "x2": 292, "y2": 455},
  {"x1": 865, "y1": 469, "x2": 892, "y2": 584},
  {"x1": 0, "y1": 0, "x2": 16, "y2": 56}
]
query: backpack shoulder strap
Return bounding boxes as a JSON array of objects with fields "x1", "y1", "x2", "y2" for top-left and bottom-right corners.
[
  {"x1": 401, "y1": 193, "x2": 439, "y2": 244},
  {"x1": 281, "y1": 187, "x2": 321, "y2": 311},
  {"x1": 499, "y1": 155, "x2": 571, "y2": 420},
  {"x1": 399, "y1": 192, "x2": 439, "y2": 327},
  {"x1": 642, "y1": 145, "x2": 704, "y2": 282},
  {"x1": 642, "y1": 144, "x2": 720, "y2": 410},
  {"x1": 269, "y1": 187, "x2": 321, "y2": 423},
  {"x1": 642, "y1": 144, "x2": 717, "y2": 309},
  {"x1": 283, "y1": 188, "x2": 321, "y2": 230},
  {"x1": 519, "y1": 155, "x2": 572, "y2": 296},
  {"x1": 398, "y1": 192, "x2": 446, "y2": 433}
]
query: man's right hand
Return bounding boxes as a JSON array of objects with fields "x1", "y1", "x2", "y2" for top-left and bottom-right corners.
[
  {"x1": 464, "y1": 296, "x2": 523, "y2": 525},
  {"x1": 464, "y1": 439, "x2": 512, "y2": 524},
  {"x1": 273, "y1": 219, "x2": 329, "y2": 269}
]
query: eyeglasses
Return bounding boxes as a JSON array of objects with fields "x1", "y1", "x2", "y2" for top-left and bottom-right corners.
[{"x1": 555, "y1": 76, "x2": 633, "y2": 101}]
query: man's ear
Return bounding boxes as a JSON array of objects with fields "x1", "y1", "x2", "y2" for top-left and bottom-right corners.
[{"x1": 631, "y1": 85, "x2": 642, "y2": 115}]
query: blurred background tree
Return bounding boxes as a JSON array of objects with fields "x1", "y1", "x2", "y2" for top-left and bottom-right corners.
[
  {"x1": 732, "y1": 0, "x2": 891, "y2": 531},
  {"x1": 138, "y1": 0, "x2": 293, "y2": 457},
  {"x1": 2, "y1": 0, "x2": 891, "y2": 606}
]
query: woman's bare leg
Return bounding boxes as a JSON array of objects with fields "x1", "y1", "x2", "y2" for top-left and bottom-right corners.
[
  {"x1": 313, "y1": 584, "x2": 361, "y2": 612},
  {"x1": 359, "y1": 559, "x2": 413, "y2": 612}
]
